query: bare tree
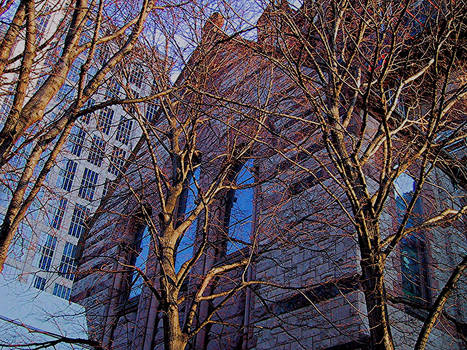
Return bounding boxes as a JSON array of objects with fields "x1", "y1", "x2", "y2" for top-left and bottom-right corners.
[
  {"x1": 71, "y1": 5, "x2": 305, "y2": 349},
  {"x1": 0, "y1": 0, "x2": 179, "y2": 272},
  {"x1": 224, "y1": 1, "x2": 466, "y2": 349},
  {"x1": 3, "y1": 0, "x2": 465, "y2": 349}
]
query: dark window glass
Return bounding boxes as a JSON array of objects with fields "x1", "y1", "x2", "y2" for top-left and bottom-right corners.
[
  {"x1": 59, "y1": 242, "x2": 77, "y2": 280},
  {"x1": 129, "y1": 226, "x2": 151, "y2": 299},
  {"x1": 108, "y1": 146, "x2": 126, "y2": 176},
  {"x1": 97, "y1": 107, "x2": 114, "y2": 135},
  {"x1": 145, "y1": 103, "x2": 158, "y2": 122},
  {"x1": 395, "y1": 175, "x2": 429, "y2": 301},
  {"x1": 68, "y1": 204, "x2": 90, "y2": 238},
  {"x1": 33, "y1": 276, "x2": 47, "y2": 291},
  {"x1": 57, "y1": 159, "x2": 77, "y2": 192},
  {"x1": 81, "y1": 98, "x2": 95, "y2": 124},
  {"x1": 115, "y1": 116, "x2": 133, "y2": 145},
  {"x1": 49, "y1": 197, "x2": 68, "y2": 229},
  {"x1": 68, "y1": 126, "x2": 86, "y2": 157},
  {"x1": 38, "y1": 234, "x2": 57, "y2": 271},
  {"x1": 87, "y1": 135, "x2": 105, "y2": 167},
  {"x1": 53, "y1": 283, "x2": 71, "y2": 300},
  {"x1": 79, "y1": 168, "x2": 99, "y2": 201},
  {"x1": 226, "y1": 160, "x2": 254, "y2": 254},
  {"x1": 129, "y1": 68, "x2": 144, "y2": 88}
]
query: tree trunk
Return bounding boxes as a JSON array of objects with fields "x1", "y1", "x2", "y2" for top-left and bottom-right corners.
[
  {"x1": 163, "y1": 303, "x2": 188, "y2": 350},
  {"x1": 360, "y1": 252, "x2": 395, "y2": 350}
]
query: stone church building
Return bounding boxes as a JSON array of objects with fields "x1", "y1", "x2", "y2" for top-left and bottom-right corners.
[{"x1": 72, "y1": 2, "x2": 466, "y2": 349}]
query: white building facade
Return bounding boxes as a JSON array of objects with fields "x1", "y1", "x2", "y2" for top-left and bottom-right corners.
[{"x1": 0, "y1": 1, "x2": 155, "y2": 302}]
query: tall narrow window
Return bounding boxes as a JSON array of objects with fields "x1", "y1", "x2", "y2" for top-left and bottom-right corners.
[
  {"x1": 68, "y1": 126, "x2": 86, "y2": 156},
  {"x1": 97, "y1": 107, "x2": 114, "y2": 135},
  {"x1": 49, "y1": 197, "x2": 68, "y2": 229},
  {"x1": 102, "y1": 179, "x2": 111, "y2": 197},
  {"x1": 129, "y1": 226, "x2": 151, "y2": 299},
  {"x1": 145, "y1": 103, "x2": 158, "y2": 122},
  {"x1": 57, "y1": 159, "x2": 77, "y2": 192},
  {"x1": 79, "y1": 168, "x2": 99, "y2": 201},
  {"x1": 128, "y1": 90, "x2": 140, "y2": 114},
  {"x1": 108, "y1": 146, "x2": 126, "y2": 176},
  {"x1": 81, "y1": 98, "x2": 95, "y2": 124},
  {"x1": 59, "y1": 242, "x2": 77, "y2": 280},
  {"x1": 68, "y1": 204, "x2": 90, "y2": 238},
  {"x1": 394, "y1": 174, "x2": 429, "y2": 302},
  {"x1": 129, "y1": 67, "x2": 144, "y2": 88},
  {"x1": 36, "y1": 7, "x2": 51, "y2": 41},
  {"x1": 225, "y1": 160, "x2": 255, "y2": 254},
  {"x1": 87, "y1": 135, "x2": 106, "y2": 166},
  {"x1": 115, "y1": 116, "x2": 133, "y2": 145},
  {"x1": 175, "y1": 168, "x2": 200, "y2": 272},
  {"x1": 106, "y1": 78, "x2": 120, "y2": 98},
  {"x1": 0, "y1": 93, "x2": 13, "y2": 122},
  {"x1": 38, "y1": 234, "x2": 57, "y2": 271}
]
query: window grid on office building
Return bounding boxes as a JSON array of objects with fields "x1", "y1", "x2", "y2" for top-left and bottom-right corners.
[
  {"x1": 106, "y1": 78, "x2": 120, "y2": 98},
  {"x1": 81, "y1": 98, "x2": 95, "y2": 124},
  {"x1": 68, "y1": 204, "x2": 90, "y2": 238},
  {"x1": 78, "y1": 168, "x2": 99, "y2": 201},
  {"x1": 59, "y1": 242, "x2": 77, "y2": 280},
  {"x1": 53, "y1": 283, "x2": 71, "y2": 300},
  {"x1": 108, "y1": 146, "x2": 126, "y2": 176},
  {"x1": 103, "y1": 179, "x2": 111, "y2": 197},
  {"x1": 49, "y1": 197, "x2": 68, "y2": 229},
  {"x1": 38, "y1": 234, "x2": 57, "y2": 271},
  {"x1": 87, "y1": 135, "x2": 105, "y2": 166},
  {"x1": 128, "y1": 90, "x2": 140, "y2": 114},
  {"x1": 97, "y1": 107, "x2": 114, "y2": 135},
  {"x1": 68, "y1": 127, "x2": 86, "y2": 156},
  {"x1": 36, "y1": 8, "x2": 50, "y2": 40},
  {"x1": 33, "y1": 276, "x2": 46, "y2": 291},
  {"x1": 115, "y1": 116, "x2": 133, "y2": 145},
  {"x1": 145, "y1": 103, "x2": 157, "y2": 122},
  {"x1": 57, "y1": 159, "x2": 77, "y2": 192},
  {"x1": 129, "y1": 68, "x2": 144, "y2": 88}
]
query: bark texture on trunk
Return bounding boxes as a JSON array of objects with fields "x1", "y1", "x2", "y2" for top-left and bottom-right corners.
[
  {"x1": 163, "y1": 303, "x2": 188, "y2": 350},
  {"x1": 360, "y1": 249, "x2": 395, "y2": 350}
]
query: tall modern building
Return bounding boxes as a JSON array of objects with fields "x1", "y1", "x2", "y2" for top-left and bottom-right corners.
[{"x1": 0, "y1": 1, "x2": 154, "y2": 300}]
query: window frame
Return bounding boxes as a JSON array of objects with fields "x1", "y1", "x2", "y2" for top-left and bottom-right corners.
[
  {"x1": 224, "y1": 159, "x2": 255, "y2": 255},
  {"x1": 394, "y1": 175, "x2": 431, "y2": 304},
  {"x1": 78, "y1": 168, "x2": 99, "y2": 201}
]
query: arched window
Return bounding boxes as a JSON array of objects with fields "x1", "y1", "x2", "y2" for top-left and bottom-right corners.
[
  {"x1": 175, "y1": 168, "x2": 200, "y2": 272},
  {"x1": 225, "y1": 159, "x2": 255, "y2": 255},
  {"x1": 129, "y1": 225, "x2": 151, "y2": 299},
  {"x1": 394, "y1": 174, "x2": 429, "y2": 302}
]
